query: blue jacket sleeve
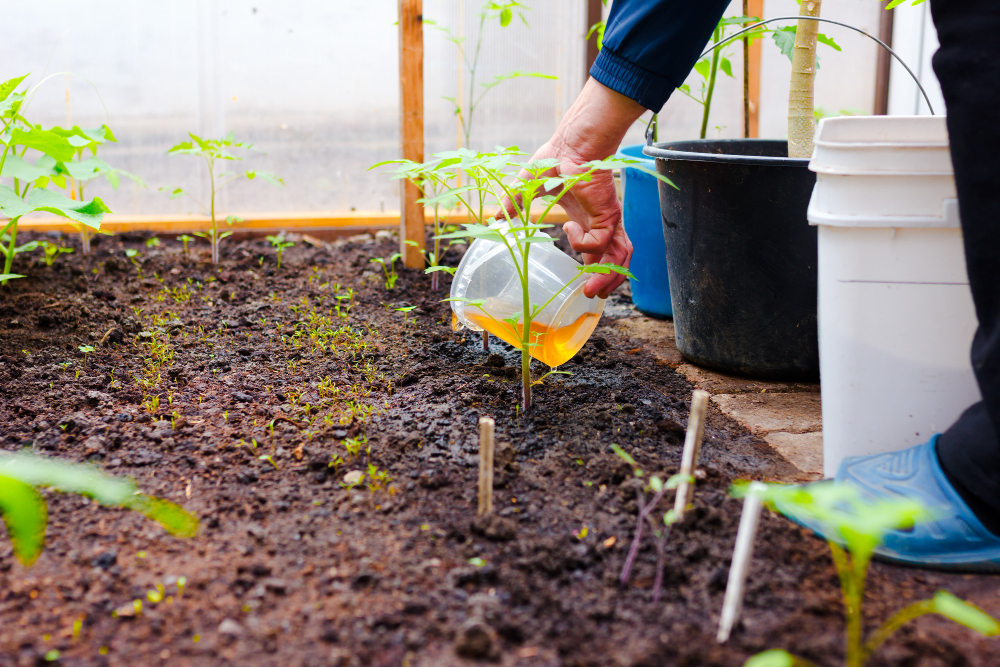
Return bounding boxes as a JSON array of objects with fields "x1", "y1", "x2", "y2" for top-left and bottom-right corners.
[{"x1": 590, "y1": 0, "x2": 732, "y2": 111}]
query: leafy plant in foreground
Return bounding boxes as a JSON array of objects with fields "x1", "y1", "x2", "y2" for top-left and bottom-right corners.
[
  {"x1": 165, "y1": 132, "x2": 283, "y2": 264},
  {"x1": 415, "y1": 146, "x2": 672, "y2": 410},
  {"x1": 0, "y1": 452, "x2": 197, "y2": 566},
  {"x1": 1, "y1": 74, "x2": 112, "y2": 285},
  {"x1": 612, "y1": 444, "x2": 691, "y2": 602},
  {"x1": 737, "y1": 482, "x2": 1000, "y2": 667}
]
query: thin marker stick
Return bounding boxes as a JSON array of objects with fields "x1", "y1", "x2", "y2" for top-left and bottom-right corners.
[
  {"x1": 477, "y1": 417, "x2": 495, "y2": 516},
  {"x1": 674, "y1": 389, "x2": 710, "y2": 517},
  {"x1": 717, "y1": 482, "x2": 766, "y2": 643}
]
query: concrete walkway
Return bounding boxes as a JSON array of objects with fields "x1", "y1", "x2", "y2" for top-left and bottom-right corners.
[{"x1": 613, "y1": 311, "x2": 823, "y2": 478}]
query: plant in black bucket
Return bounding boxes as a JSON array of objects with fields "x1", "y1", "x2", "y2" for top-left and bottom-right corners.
[{"x1": 643, "y1": 0, "x2": 930, "y2": 380}]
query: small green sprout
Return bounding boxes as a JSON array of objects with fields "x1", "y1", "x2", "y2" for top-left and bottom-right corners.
[
  {"x1": 266, "y1": 233, "x2": 295, "y2": 269},
  {"x1": 370, "y1": 252, "x2": 402, "y2": 289},
  {"x1": 394, "y1": 305, "x2": 417, "y2": 326},
  {"x1": 740, "y1": 482, "x2": 1000, "y2": 667},
  {"x1": 38, "y1": 240, "x2": 74, "y2": 267},
  {"x1": 468, "y1": 557, "x2": 487, "y2": 568},
  {"x1": 145, "y1": 236, "x2": 160, "y2": 248},
  {"x1": 178, "y1": 234, "x2": 194, "y2": 253},
  {"x1": 259, "y1": 454, "x2": 279, "y2": 470},
  {"x1": 78, "y1": 345, "x2": 95, "y2": 364}
]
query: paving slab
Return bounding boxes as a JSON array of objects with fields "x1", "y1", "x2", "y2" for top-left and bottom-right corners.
[{"x1": 612, "y1": 308, "x2": 823, "y2": 477}]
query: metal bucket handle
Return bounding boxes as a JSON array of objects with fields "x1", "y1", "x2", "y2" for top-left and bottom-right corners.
[{"x1": 645, "y1": 15, "x2": 937, "y2": 146}]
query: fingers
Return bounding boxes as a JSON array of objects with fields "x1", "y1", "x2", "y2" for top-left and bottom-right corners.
[
  {"x1": 561, "y1": 169, "x2": 622, "y2": 255},
  {"x1": 582, "y1": 224, "x2": 633, "y2": 299}
]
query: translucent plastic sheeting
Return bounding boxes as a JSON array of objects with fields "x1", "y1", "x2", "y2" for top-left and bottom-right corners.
[{"x1": 3, "y1": 0, "x2": 585, "y2": 216}]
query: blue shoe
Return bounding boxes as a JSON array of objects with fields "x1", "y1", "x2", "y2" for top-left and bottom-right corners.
[{"x1": 779, "y1": 436, "x2": 1000, "y2": 573}]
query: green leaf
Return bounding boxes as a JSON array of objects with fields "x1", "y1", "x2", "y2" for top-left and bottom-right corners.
[
  {"x1": 499, "y1": 6, "x2": 512, "y2": 26},
  {"x1": 693, "y1": 59, "x2": 711, "y2": 80},
  {"x1": 579, "y1": 263, "x2": 637, "y2": 281},
  {"x1": 720, "y1": 57, "x2": 734, "y2": 78},
  {"x1": 719, "y1": 15, "x2": 758, "y2": 27},
  {"x1": 245, "y1": 170, "x2": 284, "y2": 187},
  {"x1": 424, "y1": 266, "x2": 456, "y2": 275},
  {"x1": 122, "y1": 494, "x2": 199, "y2": 538},
  {"x1": 0, "y1": 92, "x2": 24, "y2": 117},
  {"x1": 931, "y1": 591, "x2": 1000, "y2": 636},
  {"x1": 0, "y1": 154, "x2": 60, "y2": 181},
  {"x1": 0, "y1": 74, "x2": 28, "y2": 102},
  {"x1": 816, "y1": 33, "x2": 842, "y2": 52},
  {"x1": 27, "y1": 189, "x2": 111, "y2": 229},
  {"x1": 0, "y1": 274, "x2": 25, "y2": 282},
  {"x1": 649, "y1": 475, "x2": 663, "y2": 492},
  {"x1": 0, "y1": 475, "x2": 47, "y2": 566},
  {"x1": 610, "y1": 444, "x2": 638, "y2": 469},
  {"x1": 7, "y1": 127, "x2": 78, "y2": 162},
  {"x1": 771, "y1": 27, "x2": 796, "y2": 62},
  {"x1": 744, "y1": 649, "x2": 796, "y2": 667}
]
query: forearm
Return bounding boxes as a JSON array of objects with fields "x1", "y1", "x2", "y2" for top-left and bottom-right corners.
[
  {"x1": 550, "y1": 78, "x2": 646, "y2": 162},
  {"x1": 592, "y1": 0, "x2": 731, "y2": 111}
]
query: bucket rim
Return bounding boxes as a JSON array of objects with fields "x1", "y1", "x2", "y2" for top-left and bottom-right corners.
[{"x1": 643, "y1": 139, "x2": 809, "y2": 167}]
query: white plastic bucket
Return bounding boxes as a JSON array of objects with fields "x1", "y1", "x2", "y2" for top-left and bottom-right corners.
[{"x1": 808, "y1": 116, "x2": 981, "y2": 476}]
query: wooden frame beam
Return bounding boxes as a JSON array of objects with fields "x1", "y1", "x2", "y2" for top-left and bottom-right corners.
[
  {"x1": 398, "y1": 0, "x2": 425, "y2": 268},
  {"x1": 15, "y1": 209, "x2": 571, "y2": 235}
]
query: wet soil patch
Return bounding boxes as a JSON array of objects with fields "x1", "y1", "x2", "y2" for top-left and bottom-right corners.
[{"x1": 0, "y1": 230, "x2": 997, "y2": 666}]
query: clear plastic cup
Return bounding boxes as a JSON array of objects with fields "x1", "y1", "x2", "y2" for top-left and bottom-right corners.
[{"x1": 449, "y1": 226, "x2": 606, "y2": 368}]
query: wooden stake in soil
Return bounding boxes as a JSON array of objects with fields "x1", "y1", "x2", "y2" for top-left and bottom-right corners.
[
  {"x1": 397, "y1": 0, "x2": 425, "y2": 268},
  {"x1": 477, "y1": 417, "x2": 495, "y2": 516},
  {"x1": 673, "y1": 389, "x2": 710, "y2": 517},
  {"x1": 717, "y1": 482, "x2": 766, "y2": 643}
]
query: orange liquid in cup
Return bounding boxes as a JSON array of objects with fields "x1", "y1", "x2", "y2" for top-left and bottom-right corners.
[{"x1": 466, "y1": 311, "x2": 600, "y2": 368}]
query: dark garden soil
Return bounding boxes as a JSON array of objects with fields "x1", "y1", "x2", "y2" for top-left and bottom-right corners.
[{"x1": 0, "y1": 229, "x2": 997, "y2": 667}]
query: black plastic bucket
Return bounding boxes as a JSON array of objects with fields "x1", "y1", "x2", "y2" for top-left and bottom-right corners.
[{"x1": 643, "y1": 139, "x2": 819, "y2": 380}]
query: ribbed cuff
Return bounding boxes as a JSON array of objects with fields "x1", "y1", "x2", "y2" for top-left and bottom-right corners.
[{"x1": 589, "y1": 45, "x2": 676, "y2": 112}]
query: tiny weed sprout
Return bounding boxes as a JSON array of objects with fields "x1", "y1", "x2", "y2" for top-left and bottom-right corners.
[
  {"x1": 0, "y1": 452, "x2": 197, "y2": 566},
  {"x1": 266, "y1": 233, "x2": 295, "y2": 269},
  {"x1": 394, "y1": 305, "x2": 417, "y2": 327},
  {"x1": 78, "y1": 345, "x2": 95, "y2": 365},
  {"x1": 165, "y1": 132, "x2": 283, "y2": 264},
  {"x1": 38, "y1": 240, "x2": 73, "y2": 267},
  {"x1": 370, "y1": 251, "x2": 403, "y2": 289},
  {"x1": 737, "y1": 482, "x2": 1000, "y2": 667},
  {"x1": 178, "y1": 234, "x2": 193, "y2": 253},
  {"x1": 612, "y1": 444, "x2": 692, "y2": 602},
  {"x1": 383, "y1": 147, "x2": 672, "y2": 410},
  {"x1": 145, "y1": 236, "x2": 160, "y2": 248},
  {"x1": 0, "y1": 75, "x2": 113, "y2": 285}
]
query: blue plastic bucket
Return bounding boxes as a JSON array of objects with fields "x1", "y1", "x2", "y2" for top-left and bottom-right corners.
[{"x1": 617, "y1": 144, "x2": 672, "y2": 318}]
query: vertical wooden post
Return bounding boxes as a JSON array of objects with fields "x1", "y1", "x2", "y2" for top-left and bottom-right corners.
[
  {"x1": 585, "y1": 0, "x2": 604, "y2": 75},
  {"x1": 398, "y1": 0, "x2": 425, "y2": 268},
  {"x1": 746, "y1": 0, "x2": 763, "y2": 138},
  {"x1": 873, "y1": 7, "x2": 895, "y2": 116}
]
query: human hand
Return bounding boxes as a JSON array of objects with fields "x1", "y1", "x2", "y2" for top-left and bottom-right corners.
[{"x1": 502, "y1": 78, "x2": 647, "y2": 299}]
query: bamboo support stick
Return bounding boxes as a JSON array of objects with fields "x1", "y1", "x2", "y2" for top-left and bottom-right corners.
[
  {"x1": 477, "y1": 417, "x2": 495, "y2": 516},
  {"x1": 674, "y1": 389, "x2": 710, "y2": 517},
  {"x1": 717, "y1": 482, "x2": 766, "y2": 643}
]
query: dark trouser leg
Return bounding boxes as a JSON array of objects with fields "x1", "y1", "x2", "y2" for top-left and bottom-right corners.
[{"x1": 930, "y1": 0, "x2": 1000, "y2": 533}]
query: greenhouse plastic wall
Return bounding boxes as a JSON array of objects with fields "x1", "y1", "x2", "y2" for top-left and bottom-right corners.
[
  {"x1": 5, "y1": 0, "x2": 886, "y2": 219},
  {"x1": 4, "y1": 1, "x2": 586, "y2": 217}
]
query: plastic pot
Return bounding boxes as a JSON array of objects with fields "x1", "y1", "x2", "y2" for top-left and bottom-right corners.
[
  {"x1": 616, "y1": 144, "x2": 672, "y2": 318},
  {"x1": 644, "y1": 139, "x2": 819, "y2": 379}
]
